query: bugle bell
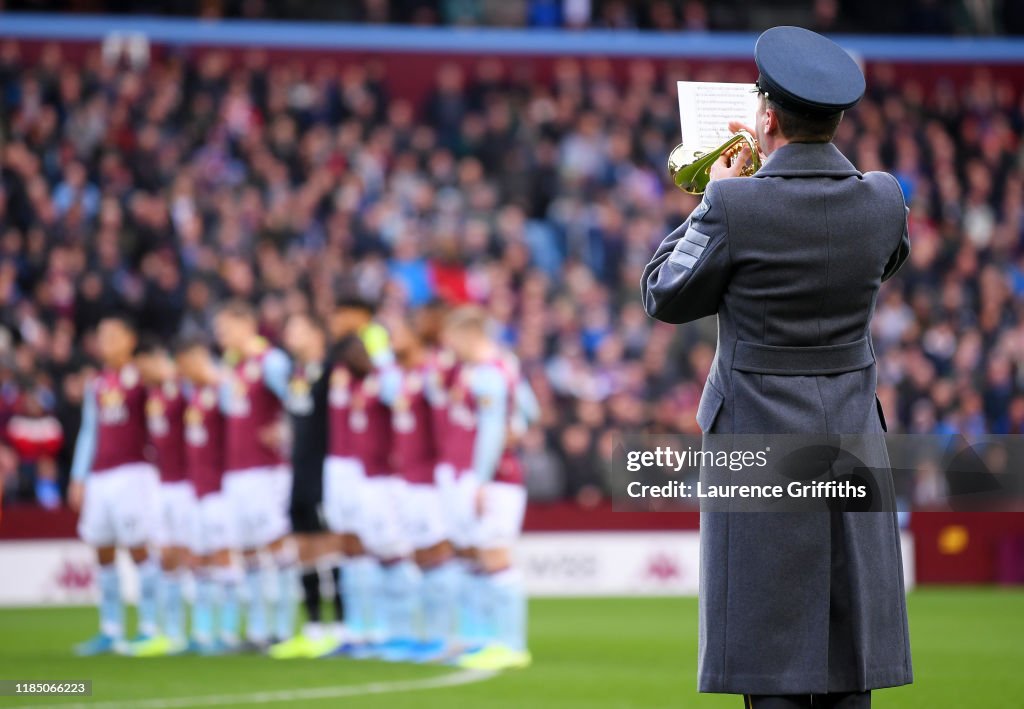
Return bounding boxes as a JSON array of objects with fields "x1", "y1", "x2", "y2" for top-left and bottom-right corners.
[{"x1": 667, "y1": 130, "x2": 761, "y2": 195}]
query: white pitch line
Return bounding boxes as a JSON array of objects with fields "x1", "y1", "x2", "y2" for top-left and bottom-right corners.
[{"x1": 6, "y1": 668, "x2": 497, "y2": 709}]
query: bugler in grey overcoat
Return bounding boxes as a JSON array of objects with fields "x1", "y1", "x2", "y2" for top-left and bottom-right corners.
[{"x1": 641, "y1": 141, "x2": 913, "y2": 695}]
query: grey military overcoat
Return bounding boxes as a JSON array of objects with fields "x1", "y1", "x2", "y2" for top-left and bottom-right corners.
[{"x1": 642, "y1": 142, "x2": 913, "y2": 695}]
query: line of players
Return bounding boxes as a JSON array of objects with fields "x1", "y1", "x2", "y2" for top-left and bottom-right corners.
[{"x1": 68, "y1": 296, "x2": 537, "y2": 671}]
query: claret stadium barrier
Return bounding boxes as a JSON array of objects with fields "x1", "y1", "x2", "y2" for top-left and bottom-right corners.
[{"x1": 0, "y1": 503, "x2": 918, "y2": 604}]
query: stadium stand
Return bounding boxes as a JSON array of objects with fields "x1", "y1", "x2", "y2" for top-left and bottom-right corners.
[{"x1": 0, "y1": 21, "x2": 1022, "y2": 514}]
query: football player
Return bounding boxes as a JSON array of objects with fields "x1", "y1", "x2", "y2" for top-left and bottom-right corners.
[
  {"x1": 381, "y1": 316, "x2": 458, "y2": 662},
  {"x1": 214, "y1": 300, "x2": 295, "y2": 650},
  {"x1": 69, "y1": 314, "x2": 161, "y2": 655},
  {"x1": 322, "y1": 297, "x2": 390, "y2": 650},
  {"x1": 443, "y1": 307, "x2": 535, "y2": 671},
  {"x1": 176, "y1": 336, "x2": 242, "y2": 655},
  {"x1": 341, "y1": 336, "x2": 417, "y2": 658},
  {"x1": 130, "y1": 338, "x2": 192, "y2": 656}
]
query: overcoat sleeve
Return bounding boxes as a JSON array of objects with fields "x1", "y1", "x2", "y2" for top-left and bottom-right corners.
[
  {"x1": 881, "y1": 174, "x2": 911, "y2": 282},
  {"x1": 641, "y1": 181, "x2": 731, "y2": 324}
]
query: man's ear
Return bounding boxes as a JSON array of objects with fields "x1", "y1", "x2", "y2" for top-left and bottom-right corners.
[{"x1": 764, "y1": 107, "x2": 778, "y2": 136}]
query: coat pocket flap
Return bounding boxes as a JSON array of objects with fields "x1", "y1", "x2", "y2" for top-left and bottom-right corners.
[{"x1": 696, "y1": 385, "x2": 725, "y2": 433}]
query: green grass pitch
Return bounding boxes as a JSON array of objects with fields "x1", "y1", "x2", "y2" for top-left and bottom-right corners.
[{"x1": 0, "y1": 590, "x2": 1021, "y2": 708}]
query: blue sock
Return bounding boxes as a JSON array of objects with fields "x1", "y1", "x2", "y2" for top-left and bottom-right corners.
[
  {"x1": 383, "y1": 560, "x2": 420, "y2": 642},
  {"x1": 340, "y1": 559, "x2": 362, "y2": 641},
  {"x1": 456, "y1": 561, "x2": 485, "y2": 646},
  {"x1": 97, "y1": 564, "x2": 123, "y2": 639},
  {"x1": 422, "y1": 560, "x2": 458, "y2": 644},
  {"x1": 137, "y1": 560, "x2": 160, "y2": 637},
  {"x1": 162, "y1": 570, "x2": 186, "y2": 641},
  {"x1": 342, "y1": 557, "x2": 378, "y2": 642},
  {"x1": 474, "y1": 570, "x2": 496, "y2": 645},
  {"x1": 365, "y1": 558, "x2": 387, "y2": 642},
  {"x1": 192, "y1": 569, "x2": 216, "y2": 645},
  {"x1": 244, "y1": 561, "x2": 267, "y2": 642},
  {"x1": 216, "y1": 566, "x2": 242, "y2": 645},
  {"x1": 483, "y1": 568, "x2": 527, "y2": 652},
  {"x1": 273, "y1": 550, "x2": 298, "y2": 641}
]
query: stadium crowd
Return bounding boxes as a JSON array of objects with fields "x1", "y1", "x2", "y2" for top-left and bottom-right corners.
[{"x1": 0, "y1": 40, "x2": 1022, "y2": 511}]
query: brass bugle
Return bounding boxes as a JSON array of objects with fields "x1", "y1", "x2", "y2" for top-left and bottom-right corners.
[{"x1": 667, "y1": 130, "x2": 761, "y2": 195}]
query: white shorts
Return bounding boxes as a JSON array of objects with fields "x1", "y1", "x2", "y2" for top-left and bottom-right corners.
[
  {"x1": 77, "y1": 463, "x2": 160, "y2": 549},
  {"x1": 435, "y1": 464, "x2": 479, "y2": 549},
  {"x1": 222, "y1": 466, "x2": 291, "y2": 550},
  {"x1": 475, "y1": 482, "x2": 527, "y2": 550},
  {"x1": 273, "y1": 467, "x2": 293, "y2": 513},
  {"x1": 401, "y1": 482, "x2": 447, "y2": 550},
  {"x1": 360, "y1": 476, "x2": 411, "y2": 559},
  {"x1": 322, "y1": 456, "x2": 366, "y2": 535},
  {"x1": 158, "y1": 480, "x2": 197, "y2": 548},
  {"x1": 191, "y1": 492, "x2": 235, "y2": 557}
]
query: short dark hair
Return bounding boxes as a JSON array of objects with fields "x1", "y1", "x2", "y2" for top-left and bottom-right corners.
[
  {"x1": 334, "y1": 294, "x2": 375, "y2": 314},
  {"x1": 135, "y1": 333, "x2": 168, "y2": 357},
  {"x1": 173, "y1": 333, "x2": 212, "y2": 355},
  {"x1": 99, "y1": 311, "x2": 138, "y2": 333},
  {"x1": 287, "y1": 310, "x2": 325, "y2": 334},
  {"x1": 338, "y1": 335, "x2": 372, "y2": 378},
  {"x1": 216, "y1": 298, "x2": 257, "y2": 322},
  {"x1": 767, "y1": 98, "x2": 843, "y2": 143}
]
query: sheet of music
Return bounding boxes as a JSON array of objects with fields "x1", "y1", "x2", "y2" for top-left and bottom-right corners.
[{"x1": 677, "y1": 81, "x2": 758, "y2": 148}]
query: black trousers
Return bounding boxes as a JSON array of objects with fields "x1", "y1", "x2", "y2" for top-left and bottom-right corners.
[{"x1": 744, "y1": 692, "x2": 870, "y2": 708}]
